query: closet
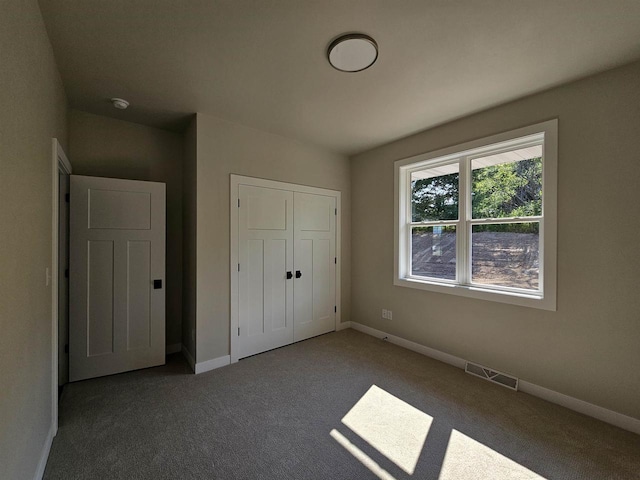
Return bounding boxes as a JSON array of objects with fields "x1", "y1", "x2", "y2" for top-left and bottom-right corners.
[{"x1": 230, "y1": 175, "x2": 340, "y2": 360}]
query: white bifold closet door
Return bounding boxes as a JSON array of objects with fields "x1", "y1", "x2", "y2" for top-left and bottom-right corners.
[
  {"x1": 69, "y1": 175, "x2": 166, "y2": 382},
  {"x1": 293, "y1": 192, "x2": 336, "y2": 342},
  {"x1": 237, "y1": 184, "x2": 336, "y2": 359}
]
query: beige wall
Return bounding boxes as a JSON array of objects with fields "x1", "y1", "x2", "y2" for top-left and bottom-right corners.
[
  {"x1": 194, "y1": 113, "x2": 351, "y2": 363},
  {"x1": 182, "y1": 116, "x2": 197, "y2": 358},
  {"x1": 351, "y1": 61, "x2": 640, "y2": 419},
  {"x1": 0, "y1": 1, "x2": 68, "y2": 478},
  {"x1": 69, "y1": 110, "x2": 184, "y2": 346}
]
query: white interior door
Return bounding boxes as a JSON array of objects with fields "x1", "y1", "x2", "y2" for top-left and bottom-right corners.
[
  {"x1": 238, "y1": 185, "x2": 294, "y2": 358},
  {"x1": 69, "y1": 175, "x2": 166, "y2": 382},
  {"x1": 293, "y1": 192, "x2": 336, "y2": 341}
]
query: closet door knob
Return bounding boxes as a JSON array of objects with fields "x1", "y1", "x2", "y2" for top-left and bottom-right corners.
[
  {"x1": 286, "y1": 271, "x2": 293, "y2": 280},
  {"x1": 295, "y1": 270, "x2": 302, "y2": 278}
]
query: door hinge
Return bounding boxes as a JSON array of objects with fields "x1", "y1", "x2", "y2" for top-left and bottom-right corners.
[
  {"x1": 64, "y1": 268, "x2": 69, "y2": 278},
  {"x1": 335, "y1": 208, "x2": 337, "y2": 215},
  {"x1": 334, "y1": 257, "x2": 337, "y2": 264},
  {"x1": 238, "y1": 198, "x2": 240, "y2": 208},
  {"x1": 238, "y1": 263, "x2": 240, "y2": 272},
  {"x1": 334, "y1": 306, "x2": 337, "y2": 313},
  {"x1": 238, "y1": 327, "x2": 240, "y2": 336},
  {"x1": 65, "y1": 193, "x2": 70, "y2": 203}
]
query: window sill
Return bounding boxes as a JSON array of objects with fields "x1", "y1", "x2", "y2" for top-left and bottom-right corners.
[{"x1": 394, "y1": 276, "x2": 556, "y2": 311}]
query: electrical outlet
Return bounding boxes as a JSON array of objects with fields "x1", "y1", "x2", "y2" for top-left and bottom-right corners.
[
  {"x1": 387, "y1": 310, "x2": 393, "y2": 320},
  {"x1": 381, "y1": 309, "x2": 393, "y2": 320}
]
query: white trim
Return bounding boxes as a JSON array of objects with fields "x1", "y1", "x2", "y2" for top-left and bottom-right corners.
[
  {"x1": 182, "y1": 346, "x2": 196, "y2": 373},
  {"x1": 350, "y1": 322, "x2": 465, "y2": 369},
  {"x1": 336, "y1": 321, "x2": 352, "y2": 331},
  {"x1": 50, "y1": 139, "x2": 71, "y2": 443},
  {"x1": 166, "y1": 343, "x2": 182, "y2": 355},
  {"x1": 33, "y1": 419, "x2": 55, "y2": 480},
  {"x1": 229, "y1": 174, "x2": 342, "y2": 363},
  {"x1": 195, "y1": 355, "x2": 231, "y2": 374},
  {"x1": 394, "y1": 119, "x2": 557, "y2": 311},
  {"x1": 517, "y1": 381, "x2": 640, "y2": 435},
  {"x1": 348, "y1": 322, "x2": 640, "y2": 435}
]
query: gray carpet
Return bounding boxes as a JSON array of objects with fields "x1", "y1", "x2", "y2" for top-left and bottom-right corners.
[{"x1": 44, "y1": 330, "x2": 640, "y2": 479}]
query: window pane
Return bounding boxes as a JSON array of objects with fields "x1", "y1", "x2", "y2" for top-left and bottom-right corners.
[
  {"x1": 471, "y1": 223, "x2": 539, "y2": 290},
  {"x1": 411, "y1": 164, "x2": 459, "y2": 222},
  {"x1": 471, "y1": 145, "x2": 542, "y2": 219},
  {"x1": 412, "y1": 226, "x2": 456, "y2": 280}
]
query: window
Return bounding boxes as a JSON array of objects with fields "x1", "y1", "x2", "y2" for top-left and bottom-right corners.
[{"x1": 395, "y1": 120, "x2": 557, "y2": 310}]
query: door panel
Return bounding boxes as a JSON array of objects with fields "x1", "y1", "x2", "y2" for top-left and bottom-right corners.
[
  {"x1": 88, "y1": 189, "x2": 152, "y2": 230},
  {"x1": 312, "y1": 238, "x2": 332, "y2": 324},
  {"x1": 70, "y1": 175, "x2": 165, "y2": 381},
  {"x1": 269, "y1": 239, "x2": 288, "y2": 330},
  {"x1": 126, "y1": 241, "x2": 151, "y2": 350},
  {"x1": 238, "y1": 185, "x2": 294, "y2": 358},
  {"x1": 246, "y1": 238, "x2": 265, "y2": 337},
  {"x1": 294, "y1": 192, "x2": 336, "y2": 342},
  {"x1": 293, "y1": 239, "x2": 312, "y2": 327},
  {"x1": 87, "y1": 240, "x2": 115, "y2": 356}
]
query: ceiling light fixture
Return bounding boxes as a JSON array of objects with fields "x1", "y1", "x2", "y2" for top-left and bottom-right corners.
[
  {"x1": 111, "y1": 98, "x2": 130, "y2": 110},
  {"x1": 327, "y1": 33, "x2": 378, "y2": 72}
]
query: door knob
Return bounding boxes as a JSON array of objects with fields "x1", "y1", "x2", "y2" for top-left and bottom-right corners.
[
  {"x1": 286, "y1": 271, "x2": 293, "y2": 279},
  {"x1": 295, "y1": 270, "x2": 302, "y2": 278}
]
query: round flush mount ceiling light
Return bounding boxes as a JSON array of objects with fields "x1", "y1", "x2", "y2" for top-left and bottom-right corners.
[
  {"x1": 327, "y1": 33, "x2": 378, "y2": 72},
  {"x1": 111, "y1": 98, "x2": 130, "y2": 110}
]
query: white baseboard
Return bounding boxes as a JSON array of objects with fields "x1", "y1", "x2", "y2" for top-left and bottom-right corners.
[
  {"x1": 182, "y1": 346, "x2": 196, "y2": 373},
  {"x1": 33, "y1": 424, "x2": 54, "y2": 480},
  {"x1": 195, "y1": 355, "x2": 231, "y2": 374},
  {"x1": 336, "y1": 321, "x2": 352, "y2": 331},
  {"x1": 349, "y1": 321, "x2": 640, "y2": 436},
  {"x1": 350, "y1": 321, "x2": 465, "y2": 369},
  {"x1": 517, "y1": 380, "x2": 640, "y2": 435},
  {"x1": 166, "y1": 343, "x2": 182, "y2": 355}
]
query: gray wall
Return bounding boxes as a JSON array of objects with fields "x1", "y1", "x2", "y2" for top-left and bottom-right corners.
[
  {"x1": 69, "y1": 110, "x2": 184, "y2": 347},
  {"x1": 351, "y1": 60, "x2": 640, "y2": 420},
  {"x1": 0, "y1": 1, "x2": 68, "y2": 478},
  {"x1": 182, "y1": 116, "x2": 197, "y2": 358},
  {"x1": 194, "y1": 113, "x2": 351, "y2": 363}
]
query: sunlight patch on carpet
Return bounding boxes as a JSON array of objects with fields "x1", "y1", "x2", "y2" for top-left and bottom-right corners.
[
  {"x1": 341, "y1": 384, "x2": 433, "y2": 474},
  {"x1": 439, "y1": 430, "x2": 546, "y2": 480},
  {"x1": 330, "y1": 429, "x2": 397, "y2": 480}
]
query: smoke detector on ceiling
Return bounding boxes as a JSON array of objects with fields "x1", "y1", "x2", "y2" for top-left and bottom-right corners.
[{"x1": 111, "y1": 98, "x2": 130, "y2": 110}]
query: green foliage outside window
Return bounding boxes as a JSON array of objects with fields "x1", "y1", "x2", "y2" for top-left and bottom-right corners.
[
  {"x1": 411, "y1": 173, "x2": 459, "y2": 222},
  {"x1": 411, "y1": 157, "x2": 542, "y2": 234}
]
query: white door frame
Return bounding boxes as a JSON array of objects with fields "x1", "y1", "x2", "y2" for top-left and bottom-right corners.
[
  {"x1": 51, "y1": 139, "x2": 72, "y2": 436},
  {"x1": 229, "y1": 175, "x2": 342, "y2": 364}
]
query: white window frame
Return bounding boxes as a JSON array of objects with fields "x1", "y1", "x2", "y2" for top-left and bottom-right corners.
[{"x1": 394, "y1": 120, "x2": 557, "y2": 310}]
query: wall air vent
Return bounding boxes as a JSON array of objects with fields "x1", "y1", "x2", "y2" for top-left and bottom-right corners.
[{"x1": 465, "y1": 361, "x2": 519, "y2": 391}]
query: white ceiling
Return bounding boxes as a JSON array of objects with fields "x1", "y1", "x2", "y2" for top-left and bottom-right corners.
[{"x1": 38, "y1": 0, "x2": 640, "y2": 155}]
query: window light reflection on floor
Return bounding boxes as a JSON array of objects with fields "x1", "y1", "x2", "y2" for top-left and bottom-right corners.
[
  {"x1": 438, "y1": 430, "x2": 546, "y2": 480},
  {"x1": 340, "y1": 384, "x2": 433, "y2": 474},
  {"x1": 330, "y1": 429, "x2": 397, "y2": 480},
  {"x1": 331, "y1": 385, "x2": 548, "y2": 479}
]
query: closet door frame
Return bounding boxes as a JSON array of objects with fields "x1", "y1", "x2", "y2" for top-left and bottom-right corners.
[{"x1": 230, "y1": 174, "x2": 341, "y2": 364}]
